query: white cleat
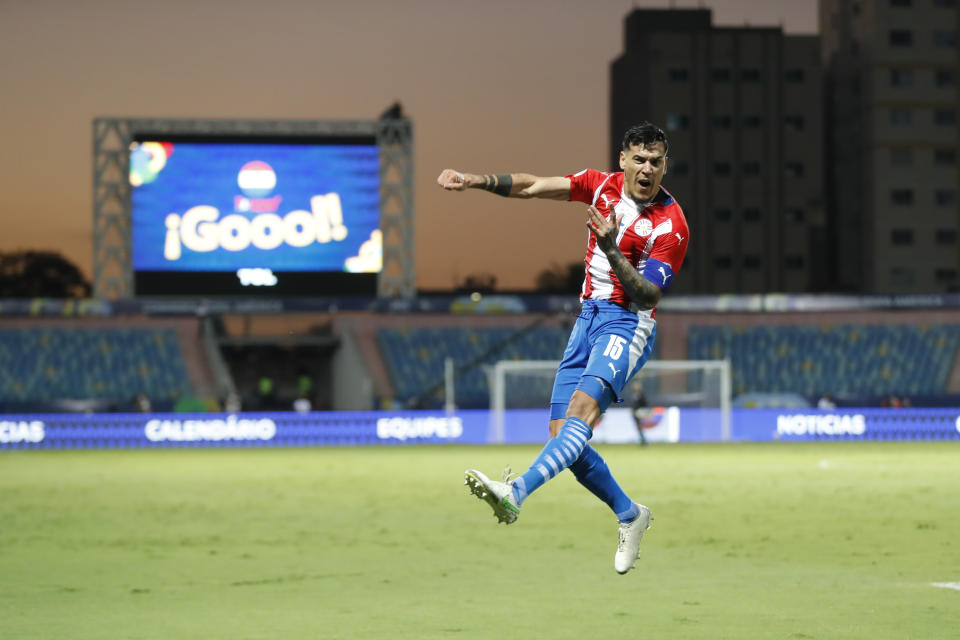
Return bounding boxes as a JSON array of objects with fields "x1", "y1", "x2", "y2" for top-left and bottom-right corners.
[
  {"x1": 464, "y1": 468, "x2": 521, "y2": 525},
  {"x1": 614, "y1": 504, "x2": 653, "y2": 574}
]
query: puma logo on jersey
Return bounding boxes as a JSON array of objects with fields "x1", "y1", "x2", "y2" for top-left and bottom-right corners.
[
  {"x1": 607, "y1": 362, "x2": 621, "y2": 379},
  {"x1": 658, "y1": 266, "x2": 671, "y2": 285},
  {"x1": 675, "y1": 232, "x2": 684, "y2": 243},
  {"x1": 600, "y1": 193, "x2": 615, "y2": 209}
]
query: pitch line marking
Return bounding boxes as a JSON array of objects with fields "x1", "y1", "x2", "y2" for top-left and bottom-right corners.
[{"x1": 931, "y1": 582, "x2": 960, "y2": 591}]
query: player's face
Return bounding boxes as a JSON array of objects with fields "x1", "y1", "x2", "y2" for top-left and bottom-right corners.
[{"x1": 619, "y1": 142, "x2": 667, "y2": 203}]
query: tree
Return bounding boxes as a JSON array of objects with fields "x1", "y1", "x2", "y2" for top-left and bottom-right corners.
[
  {"x1": 456, "y1": 272, "x2": 497, "y2": 293},
  {"x1": 0, "y1": 251, "x2": 92, "y2": 298},
  {"x1": 535, "y1": 261, "x2": 583, "y2": 293}
]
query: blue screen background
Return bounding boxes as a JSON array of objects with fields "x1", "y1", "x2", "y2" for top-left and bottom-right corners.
[{"x1": 131, "y1": 142, "x2": 380, "y2": 272}]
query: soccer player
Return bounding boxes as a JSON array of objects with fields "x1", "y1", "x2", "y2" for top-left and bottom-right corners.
[{"x1": 436, "y1": 122, "x2": 689, "y2": 574}]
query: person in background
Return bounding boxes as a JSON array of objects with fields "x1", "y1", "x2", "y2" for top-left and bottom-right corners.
[
  {"x1": 631, "y1": 382, "x2": 650, "y2": 447},
  {"x1": 817, "y1": 392, "x2": 836, "y2": 411},
  {"x1": 133, "y1": 392, "x2": 151, "y2": 413}
]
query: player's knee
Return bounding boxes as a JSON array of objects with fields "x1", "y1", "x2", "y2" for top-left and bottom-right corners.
[{"x1": 566, "y1": 388, "x2": 603, "y2": 426}]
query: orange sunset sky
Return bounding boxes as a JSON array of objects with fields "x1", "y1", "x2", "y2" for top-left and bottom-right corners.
[{"x1": 0, "y1": 0, "x2": 816, "y2": 292}]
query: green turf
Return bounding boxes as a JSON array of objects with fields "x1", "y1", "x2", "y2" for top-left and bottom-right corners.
[{"x1": 1, "y1": 442, "x2": 958, "y2": 639}]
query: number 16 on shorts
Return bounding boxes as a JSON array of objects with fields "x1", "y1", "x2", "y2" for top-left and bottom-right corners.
[
  {"x1": 601, "y1": 334, "x2": 630, "y2": 384},
  {"x1": 603, "y1": 335, "x2": 627, "y2": 359}
]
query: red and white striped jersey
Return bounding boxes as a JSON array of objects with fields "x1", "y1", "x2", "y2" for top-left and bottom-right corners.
[{"x1": 567, "y1": 169, "x2": 689, "y2": 315}]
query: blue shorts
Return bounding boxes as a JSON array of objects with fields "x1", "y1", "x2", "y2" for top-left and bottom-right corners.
[{"x1": 549, "y1": 300, "x2": 656, "y2": 420}]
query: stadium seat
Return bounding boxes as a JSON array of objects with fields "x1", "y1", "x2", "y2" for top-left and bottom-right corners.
[
  {"x1": 688, "y1": 324, "x2": 960, "y2": 399},
  {"x1": 377, "y1": 326, "x2": 572, "y2": 408},
  {"x1": 0, "y1": 328, "x2": 191, "y2": 407}
]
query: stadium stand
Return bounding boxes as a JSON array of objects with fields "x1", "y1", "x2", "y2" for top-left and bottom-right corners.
[
  {"x1": 0, "y1": 327, "x2": 190, "y2": 408},
  {"x1": 0, "y1": 317, "x2": 213, "y2": 413},
  {"x1": 688, "y1": 324, "x2": 960, "y2": 399},
  {"x1": 3, "y1": 304, "x2": 957, "y2": 414},
  {"x1": 377, "y1": 326, "x2": 571, "y2": 408}
]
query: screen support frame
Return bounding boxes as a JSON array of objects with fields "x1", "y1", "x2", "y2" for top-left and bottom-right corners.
[{"x1": 93, "y1": 116, "x2": 414, "y2": 300}]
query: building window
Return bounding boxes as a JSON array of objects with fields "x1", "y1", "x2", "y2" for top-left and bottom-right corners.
[
  {"x1": 784, "y1": 115, "x2": 805, "y2": 130},
  {"x1": 934, "y1": 149, "x2": 957, "y2": 165},
  {"x1": 785, "y1": 255, "x2": 805, "y2": 269},
  {"x1": 891, "y1": 229, "x2": 914, "y2": 245},
  {"x1": 934, "y1": 109, "x2": 956, "y2": 125},
  {"x1": 935, "y1": 229, "x2": 957, "y2": 245},
  {"x1": 711, "y1": 115, "x2": 732, "y2": 129},
  {"x1": 714, "y1": 256, "x2": 732, "y2": 269},
  {"x1": 741, "y1": 69, "x2": 762, "y2": 82},
  {"x1": 785, "y1": 162, "x2": 805, "y2": 177},
  {"x1": 784, "y1": 68, "x2": 805, "y2": 83},
  {"x1": 668, "y1": 68, "x2": 690, "y2": 82},
  {"x1": 936, "y1": 69, "x2": 956, "y2": 87},
  {"x1": 933, "y1": 30, "x2": 957, "y2": 48},
  {"x1": 711, "y1": 68, "x2": 731, "y2": 82},
  {"x1": 742, "y1": 162, "x2": 762, "y2": 177},
  {"x1": 890, "y1": 267, "x2": 914, "y2": 285},
  {"x1": 890, "y1": 109, "x2": 913, "y2": 125},
  {"x1": 713, "y1": 162, "x2": 732, "y2": 176},
  {"x1": 889, "y1": 30, "x2": 913, "y2": 46},
  {"x1": 670, "y1": 161, "x2": 690, "y2": 177},
  {"x1": 935, "y1": 189, "x2": 956, "y2": 205},
  {"x1": 742, "y1": 207, "x2": 762, "y2": 222},
  {"x1": 785, "y1": 208, "x2": 805, "y2": 223},
  {"x1": 713, "y1": 208, "x2": 733, "y2": 222},
  {"x1": 743, "y1": 256, "x2": 762, "y2": 269},
  {"x1": 891, "y1": 189, "x2": 914, "y2": 205},
  {"x1": 742, "y1": 115, "x2": 763, "y2": 128},
  {"x1": 666, "y1": 113, "x2": 689, "y2": 131},
  {"x1": 934, "y1": 268, "x2": 957, "y2": 284},
  {"x1": 890, "y1": 149, "x2": 913, "y2": 166},
  {"x1": 890, "y1": 69, "x2": 914, "y2": 86}
]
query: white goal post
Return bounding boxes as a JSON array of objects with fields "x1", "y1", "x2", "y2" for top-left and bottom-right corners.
[{"x1": 488, "y1": 359, "x2": 732, "y2": 443}]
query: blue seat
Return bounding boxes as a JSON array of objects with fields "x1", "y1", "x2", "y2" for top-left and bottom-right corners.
[
  {"x1": 688, "y1": 324, "x2": 960, "y2": 398},
  {"x1": 0, "y1": 328, "x2": 191, "y2": 405},
  {"x1": 377, "y1": 326, "x2": 570, "y2": 408}
]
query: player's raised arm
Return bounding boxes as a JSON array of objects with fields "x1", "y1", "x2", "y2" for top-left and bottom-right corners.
[
  {"x1": 586, "y1": 205, "x2": 663, "y2": 310},
  {"x1": 437, "y1": 169, "x2": 570, "y2": 201}
]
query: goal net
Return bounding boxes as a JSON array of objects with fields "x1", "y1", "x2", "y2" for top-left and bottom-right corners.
[{"x1": 488, "y1": 359, "x2": 732, "y2": 443}]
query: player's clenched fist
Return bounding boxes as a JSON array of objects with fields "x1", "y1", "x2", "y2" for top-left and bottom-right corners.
[{"x1": 437, "y1": 169, "x2": 469, "y2": 190}]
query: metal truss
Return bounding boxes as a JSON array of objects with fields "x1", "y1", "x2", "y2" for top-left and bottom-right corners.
[{"x1": 92, "y1": 116, "x2": 415, "y2": 299}]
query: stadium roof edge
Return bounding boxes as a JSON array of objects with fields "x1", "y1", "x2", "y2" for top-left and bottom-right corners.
[{"x1": 1, "y1": 293, "x2": 960, "y2": 317}]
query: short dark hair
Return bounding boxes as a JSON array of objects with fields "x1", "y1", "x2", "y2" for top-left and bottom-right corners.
[{"x1": 621, "y1": 122, "x2": 668, "y2": 156}]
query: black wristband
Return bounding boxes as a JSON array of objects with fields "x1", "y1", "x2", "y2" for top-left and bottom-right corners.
[{"x1": 482, "y1": 174, "x2": 513, "y2": 197}]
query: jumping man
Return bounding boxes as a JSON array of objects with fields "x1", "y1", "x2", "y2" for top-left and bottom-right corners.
[{"x1": 437, "y1": 122, "x2": 689, "y2": 574}]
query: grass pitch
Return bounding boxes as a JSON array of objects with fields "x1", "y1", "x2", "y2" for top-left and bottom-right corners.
[{"x1": 1, "y1": 441, "x2": 958, "y2": 639}]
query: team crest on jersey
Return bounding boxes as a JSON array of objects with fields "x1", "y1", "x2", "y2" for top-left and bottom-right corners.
[{"x1": 634, "y1": 218, "x2": 653, "y2": 236}]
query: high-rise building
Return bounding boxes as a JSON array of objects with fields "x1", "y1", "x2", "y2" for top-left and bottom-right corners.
[
  {"x1": 821, "y1": 0, "x2": 959, "y2": 293},
  {"x1": 611, "y1": 9, "x2": 825, "y2": 294}
]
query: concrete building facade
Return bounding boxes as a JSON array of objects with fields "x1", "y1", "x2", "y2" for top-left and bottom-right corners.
[
  {"x1": 611, "y1": 9, "x2": 825, "y2": 294},
  {"x1": 821, "y1": 0, "x2": 959, "y2": 292}
]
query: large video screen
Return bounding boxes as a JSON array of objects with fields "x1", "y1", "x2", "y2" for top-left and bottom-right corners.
[{"x1": 130, "y1": 135, "x2": 380, "y2": 296}]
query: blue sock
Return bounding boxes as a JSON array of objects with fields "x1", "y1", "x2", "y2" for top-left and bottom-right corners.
[
  {"x1": 569, "y1": 445, "x2": 639, "y2": 523},
  {"x1": 512, "y1": 417, "x2": 592, "y2": 506}
]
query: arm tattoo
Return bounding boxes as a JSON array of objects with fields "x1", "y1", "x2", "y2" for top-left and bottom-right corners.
[
  {"x1": 480, "y1": 174, "x2": 513, "y2": 197},
  {"x1": 604, "y1": 250, "x2": 662, "y2": 310}
]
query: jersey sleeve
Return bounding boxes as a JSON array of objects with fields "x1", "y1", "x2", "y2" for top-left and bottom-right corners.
[
  {"x1": 640, "y1": 216, "x2": 689, "y2": 291},
  {"x1": 566, "y1": 168, "x2": 610, "y2": 204}
]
